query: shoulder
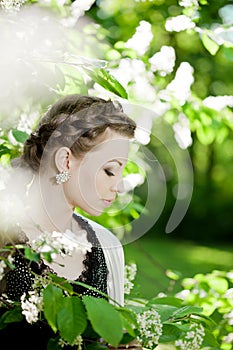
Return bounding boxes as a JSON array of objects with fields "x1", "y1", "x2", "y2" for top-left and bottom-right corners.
[{"x1": 73, "y1": 212, "x2": 122, "y2": 250}]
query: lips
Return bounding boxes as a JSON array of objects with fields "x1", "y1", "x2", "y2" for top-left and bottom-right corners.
[{"x1": 103, "y1": 199, "x2": 114, "y2": 207}]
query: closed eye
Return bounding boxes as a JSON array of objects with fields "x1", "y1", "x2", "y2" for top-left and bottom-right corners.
[{"x1": 104, "y1": 169, "x2": 115, "y2": 177}]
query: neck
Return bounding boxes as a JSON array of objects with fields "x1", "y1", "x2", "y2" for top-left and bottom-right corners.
[{"x1": 25, "y1": 173, "x2": 74, "y2": 235}]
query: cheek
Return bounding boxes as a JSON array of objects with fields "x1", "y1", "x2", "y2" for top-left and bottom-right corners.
[
  {"x1": 77, "y1": 167, "x2": 103, "y2": 201},
  {"x1": 95, "y1": 171, "x2": 107, "y2": 196}
]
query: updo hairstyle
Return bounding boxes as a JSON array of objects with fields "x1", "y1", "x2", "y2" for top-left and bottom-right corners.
[{"x1": 21, "y1": 94, "x2": 136, "y2": 172}]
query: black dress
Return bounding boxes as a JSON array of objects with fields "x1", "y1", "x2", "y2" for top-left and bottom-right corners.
[{"x1": 0, "y1": 214, "x2": 108, "y2": 349}]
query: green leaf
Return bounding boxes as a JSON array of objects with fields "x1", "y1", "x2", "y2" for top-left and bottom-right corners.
[
  {"x1": 207, "y1": 276, "x2": 228, "y2": 294},
  {"x1": 83, "y1": 67, "x2": 128, "y2": 99},
  {"x1": 83, "y1": 296, "x2": 123, "y2": 348},
  {"x1": 12, "y1": 129, "x2": 29, "y2": 143},
  {"x1": 150, "y1": 304, "x2": 178, "y2": 322},
  {"x1": 58, "y1": 64, "x2": 88, "y2": 95},
  {"x1": 201, "y1": 33, "x2": 219, "y2": 55},
  {"x1": 202, "y1": 328, "x2": 220, "y2": 348},
  {"x1": 165, "y1": 269, "x2": 182, "y2": 281},
  {"x1": 57, "y1": 296, "x2": 87, "y2": 344},
  {"x1": 43, "y1": 285, "x2": 64, "y2": 333},
  {"x1": 148, "y1": 297, "x2": 183, "y2": 308},
  {"x1": 222, "y1": 46, "x2": 233, "y2": 61},
  {"x1": 196, "y1": 124, "x2": 215, "y2": 145},
  {"x1": 24, "y1": 246, "x2": 40, "y2": 263},
  {"x1": 82, "y1": 320, "x2": 99, "y2": 339},
  {"x1": 119, "y1": 333, "x2": 136, "y2": 346},
  {"x1": 117, "y1": 308, "x2": 137, "y2": 337},
  {"x1": 171, "y1": 305, "x2": 203, "y2": 319},
  {"x1": 0, "y1": 308, "x2": 23, "y2": 329},
  {"x1": 49, "y1": 274, "x2": 74, "y2": 294},
  {"x1": 0, "y1": 145, "x2": 11, "y2": 157},
  {"x1": 159, "y1": 323, "x2": 182, "y2": 343},
  {"x1": 47, "y1": 337, "x2": 63, "y2": 350}
]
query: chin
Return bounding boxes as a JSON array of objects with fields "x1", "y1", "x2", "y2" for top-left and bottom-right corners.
[
  {"x1": 88, "y1": 210, "x2": 102, "y2": 217},
  {"x1": 82, "y1": 207, "x2": 103, "y2": 217}
]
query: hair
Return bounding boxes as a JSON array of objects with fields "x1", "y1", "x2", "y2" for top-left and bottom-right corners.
[{"x1": 18, "y1": 94, "x2": 136, "y2": 172}]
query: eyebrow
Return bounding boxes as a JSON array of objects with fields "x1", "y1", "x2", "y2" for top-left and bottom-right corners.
[{"x1": 107, "y1": 159, "x2": 123, "y2": 166}]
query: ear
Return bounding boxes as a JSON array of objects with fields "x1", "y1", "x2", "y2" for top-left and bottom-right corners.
[{"x1": 55, "y1": 147, "x2": 72, "y2": 172}]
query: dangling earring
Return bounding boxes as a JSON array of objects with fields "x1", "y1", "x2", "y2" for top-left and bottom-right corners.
[{"x1": 55, "y1": 170, "x2": 71, "y2": 185}]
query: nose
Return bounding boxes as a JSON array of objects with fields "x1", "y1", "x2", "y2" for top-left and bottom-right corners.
[{"x1": 110, "y1": 178, "x2": 125, "y2": 194}]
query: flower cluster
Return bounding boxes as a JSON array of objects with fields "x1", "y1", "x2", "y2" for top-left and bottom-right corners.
[
  {"x1": 173, "y1": 113, "x2": 193, "y2": 149},
  {"x1": 0, "y1": 260, "x2": 7, "y2": 281},
  {"x1": 165, "y1": 15, "x2": 196, "y2": 32},
  {"x1": 124, "y1": 262, "x2": 137, "y2": 295},
  {"x1": 175, "y1": 323, "x2": 205, "y2": 350},
  {"x1": 149, "y1": 46, "x2": 176, "y2": 77},
  {"x1": 0, "y1": 0, "x2": 25, "y2": 11},
  {"x1": 125, "y1": 20, "x2": 153, "y2": 56},
  {"x1": 136, "y1": 308, "x2": 163, "y2": 349},
  {"x1": 59, "y1": 335, "x2": 83, "y2": 349},
  {"x1": 30, "y1": 229, "x2": 92, "y2": 260},
  {"x1": 21, "y1": 290, "x2": 43, "y2": 324},
  {"x1": 179, "y1": 0, "x2": 199, "y2": 10}
]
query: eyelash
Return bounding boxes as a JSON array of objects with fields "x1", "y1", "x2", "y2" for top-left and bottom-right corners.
[{"x1": 104, "y1": 169, "x2": 115, "y2": 177}]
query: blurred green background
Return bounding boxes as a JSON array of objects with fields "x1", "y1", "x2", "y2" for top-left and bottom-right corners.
[
  {"x1": 86, "y1": 0, "x2": 233, "y2": 298},
  {"x1": 0, "y1": 0, "x2": 232, "y2": 300}
]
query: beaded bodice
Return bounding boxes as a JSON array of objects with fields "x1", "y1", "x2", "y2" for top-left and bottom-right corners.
[{"x1": 4, "y1": 214, "x2": 108, "y2": 301}]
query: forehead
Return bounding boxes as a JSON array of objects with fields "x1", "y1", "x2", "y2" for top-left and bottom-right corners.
[{"x1": 83, "y1": 133, "x2": 130, "y2": 165}]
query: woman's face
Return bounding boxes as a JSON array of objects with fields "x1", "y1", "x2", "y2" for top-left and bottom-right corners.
[{"x1": 63, "y1": 130, "x2": 130, "y2": 216}]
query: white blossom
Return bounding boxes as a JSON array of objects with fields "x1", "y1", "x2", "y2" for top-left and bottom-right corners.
[
  {"x1": 124, "y1": 263, "x2": 137, "y2": 295},
  {"x1": 32, "y1": 274, "x2": 51, "y2": 290},
  {"x1": 223, "y1": 332, "x2": 233, "y2": 344},
  {"x1": 58, "y1": 335, "x2": 83, "y2": 349},
  {"x1": 109, "y1": 58, "x2": 155, "y2": 103},
  {"x1": 0, "y1": 260, "x2": 7, "y2": 281},
  {"x1": 179, "y1": 0, "x2": 199, "y2": 9},
  {"x1": 136, "y1": 308, "x2": 163, "y2": 349},
  {"x1": 134, "y1": 109, "x2": 153, "y2": 145},
  {"x1": 175, "y1": 323, "x2": 205, "y2": 350},
  {"x1": 203, "y1": 95, "x2": 233, "y2": 111},
  {"x1": 31, "y1": 229, "x2": 92, "y2": 261},
  {"x1": 219, "y1": 4, "x2": 233, "y2": 25},
  {"x1": 224, "y1": 310, "x2": 233, "y2": 326},
  {"x1": 149, "y1": 46, "x2": 176, "y2": 76},
  {"x1": 125, "y1": 21, "x2": 153, "y2": 56},
  {"x1": 110, "y1": 58, "x2": 145, "y2": 87},
  {"x1": 226, "y1": 272, "x2": 233, "y2": 280},
  {"x1": 21, "y1": 291, "x2": 43, "y2": 324},
  {"x1": 0, "y1": 0, "x2": 25, "y2": 11},
  {"x1": 175, "y1": 289, "x2": 191, "y2": 300},
  {"x1": 173, "y1": 113, "x2": 193, "y2": 149},
  {"x1": 132, "y1": 76, "x2": 155, "y2": 102},
  {"x1": 71, "y1": 0, "x2": 96, "y2": 20},
  {"x1": 134, "y1": 128, "x2": 151, "y2": 146},
  {"x1": 17, "y1": 110, "x2": 40, "y2": 135},
  {"x1": 159, "y1": 62, "x2": 194, "y2": 105},
  {"x1": 165, "y1": 15, "x2": 196, "y2": 32},
  {"x1": 224, "y1": 288, "x2": 233, "y2": 299},
  {"x1": 122, "y1": 174, "x2": 144, "y2": 193}
]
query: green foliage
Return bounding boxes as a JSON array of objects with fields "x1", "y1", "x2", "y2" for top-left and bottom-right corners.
[
  {"x1": 43, "y1": 284, "x2": 64, "y2": 333},
  {"x1": 57, "y1": 296, "x2": 87, "y2": 343},
  {"x1": 0, "y1": 0, "x2": 232, "y2": 348},
  {"x1": 1, "y1": 0, "x2": 233, "y2": 241},
  {"x1": 0, "y1": 244, "x2": 221, "y2": 349},
  {"x1": 83, "y1": 296, "x2": 123, "y2": 348},
  {"x1": 83, "y1": 67, "x2": 128, "y2": 99}
]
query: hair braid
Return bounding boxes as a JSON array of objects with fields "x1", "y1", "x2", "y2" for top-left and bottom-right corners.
[{"x1": 17, "y1": 94, "x2": 136, "y2": 172}]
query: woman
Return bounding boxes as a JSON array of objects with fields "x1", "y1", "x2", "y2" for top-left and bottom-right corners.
[{"x1": 0, "y1": 94, "x2": 137, "y2": 348}]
